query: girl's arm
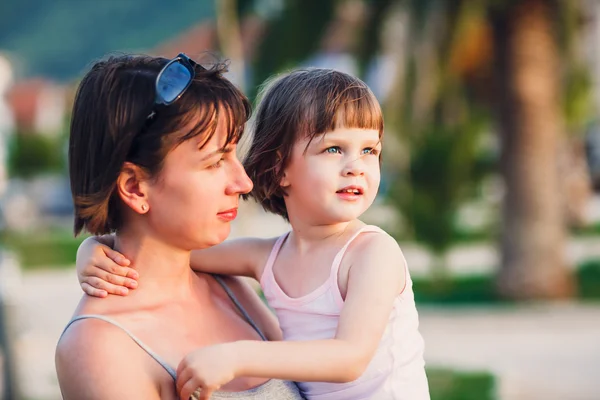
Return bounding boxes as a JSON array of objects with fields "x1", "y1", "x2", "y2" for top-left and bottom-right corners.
[
  {"x1": 176, "y1": 232, "x2": 406, "y2": 398},
  {"x1": 188, "y1": 237, "x2": 276, "y2": 280},
  {"x1": 77, "y1": 235, "x2": 276, "y2": 296}
]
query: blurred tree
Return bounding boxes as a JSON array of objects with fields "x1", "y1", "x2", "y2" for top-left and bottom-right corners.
[
  {"x1": 250, "y1": 0, "x2": 335, "y2": 98},
  {"x1": 217, "y1": 0, "x2": 246, "y2": 92},
  {"x1": 381, "y1": 0, "x2": 591, "y2": 298},
  {"x1": 490, "y1": 0, "x2": 575, "y2": 298},
  {"x1": 7, "y1": 131, "x2": 65, "y2": 178},
  {"x1": 384, "y1": 1, "x2": 493, "y2": 275}
]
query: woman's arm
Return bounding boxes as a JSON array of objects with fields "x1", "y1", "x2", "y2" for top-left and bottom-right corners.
[
  {"x1": 176, "y1": 232, "x2": 405, "y2": 396},
  {"x1": 56, "y1": 319, "x2": 162, "y2": 400}
]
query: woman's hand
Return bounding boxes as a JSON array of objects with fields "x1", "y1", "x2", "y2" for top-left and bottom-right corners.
[
  {"x1": 76, "y1": 236, "x2": 138, "y2": 297},
  {"x1": 176, "y1": 344, "x2": 239, "y2": 400}
]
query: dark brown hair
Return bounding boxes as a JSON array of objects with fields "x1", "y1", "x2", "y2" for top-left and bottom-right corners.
[
  {"x1": 243, "y1": 68, "x2": 383, "y2": 220},
  {"x1": 69, "y1": 54, "x2": 250, "y2": 236}
]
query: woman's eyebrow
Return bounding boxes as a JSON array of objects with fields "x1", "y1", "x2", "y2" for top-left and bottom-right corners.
[{"x1": 200, "y1": 146, "x2": 233, "y2": 161}]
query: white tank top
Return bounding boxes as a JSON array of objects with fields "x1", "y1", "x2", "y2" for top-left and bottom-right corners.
[{"x1": 260, "y1": 225, "x2": 430, "y2": 399}]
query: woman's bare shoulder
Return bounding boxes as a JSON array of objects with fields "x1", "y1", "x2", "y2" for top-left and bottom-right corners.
[{"x1": 56, "y1": 318, "x2": 162, "y2": 399}]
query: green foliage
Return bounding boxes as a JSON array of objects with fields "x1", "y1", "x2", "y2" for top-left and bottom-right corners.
[
  {"x1": 0, "y1": 230, "x2": 87, "y2": 269},
  {"x1": 388, "y1": 111, "x2": 489, "y2": 255},
  {"x1": 427, "y1": 368, "x2": 496, "y2": 400},
  {"x1": 573, "y1": 222, "x2": 600, "y2": 237},
  {"x1": 251, "y1": 0, "x2": 335, "y2": 98},
  {"x1": 577, "y1": 259, "x2": 600, "y2": 300},
  {"x1": 563, "y1": 63, "x2": 594, "y2": 134},
  {"x1": 355, "y1": 0, "x2": 395, "y2": 77},
  {"x1": 7, "y1": 132, "x2": 66, "y2": 178}
]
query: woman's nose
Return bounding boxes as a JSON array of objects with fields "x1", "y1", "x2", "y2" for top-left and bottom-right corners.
[{"x1": 226, "y1": 158, "x2": 253, "y2": 195}]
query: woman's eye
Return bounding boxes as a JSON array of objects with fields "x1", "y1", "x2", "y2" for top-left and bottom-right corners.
[
  {"x1": 209, "y1": 158, "x2": 225, "y2": 169},
  {"x1": 325, "y1": 146, "x2": 341, "y2": 154}
]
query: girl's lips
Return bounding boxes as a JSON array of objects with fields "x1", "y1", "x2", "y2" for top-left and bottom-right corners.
[
  {"x1": 336, "y1": 185, "x2": 365, "y2": 201},
  {"x1": 336, "y1": 192, "x2": 362, "y2": 201},
  {"x1": 217, "y1": 208, "x2": 238, "y2": 221}
]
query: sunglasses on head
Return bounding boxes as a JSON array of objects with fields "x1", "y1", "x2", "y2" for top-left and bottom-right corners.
[{"x1": 147, "y1": 53, "x2": 199, "y2": 119}]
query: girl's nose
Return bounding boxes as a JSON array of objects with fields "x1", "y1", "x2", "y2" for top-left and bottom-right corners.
[{"x1": 342, "y1": 157, "x2": 365, "y2": 177}]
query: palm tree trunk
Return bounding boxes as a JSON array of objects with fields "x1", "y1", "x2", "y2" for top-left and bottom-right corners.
[
  {"x1": 216, "y1": 0, "x2": 246, "y2": 92},
  {"x1": 491, "y1": 0, "x2": 575, "y2": 299}
]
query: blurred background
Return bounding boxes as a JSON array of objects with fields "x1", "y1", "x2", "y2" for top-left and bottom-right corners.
[{"x1": 0, "y1": 0, "x2": 599, "y2": 399}]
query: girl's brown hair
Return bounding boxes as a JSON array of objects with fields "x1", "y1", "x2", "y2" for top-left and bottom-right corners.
[{"x1": 243, "y1": 68, "x2": 383, "y2": 220}]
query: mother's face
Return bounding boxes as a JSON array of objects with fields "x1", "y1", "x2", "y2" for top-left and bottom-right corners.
[{"x1": 145, "y1": 112, "x2": 253, "y2": 250}]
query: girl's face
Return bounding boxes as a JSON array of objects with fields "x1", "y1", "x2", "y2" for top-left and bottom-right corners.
[
  {"x1": 145, "y1": 112, "x2": 253, "y2": 249},
  {"x1": 281, "y1": 127, "x2": 382, "y2": 225}
]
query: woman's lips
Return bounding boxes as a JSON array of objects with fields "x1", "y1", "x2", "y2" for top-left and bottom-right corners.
[{"x1": 217, "y1": 208, "x2": 238, "y2": 222}]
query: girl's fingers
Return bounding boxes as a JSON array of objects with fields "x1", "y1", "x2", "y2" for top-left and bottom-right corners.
[
  {"x1": 81, "y1": 282, "x2": 108, "y2": 298},
  {"x1": 100, "y1": 269, "x2": 138, "y2": 289},
  {"x1": 103, "y1": 247, "x2": 131, "y2": 266},
  {"x1": 176, "y1": 364, "x2": 192, "y2": 395},
  {"x1": 125, "y1": 268, "x2": 139, "y2": 280},
  {"x1": 93, "y1": 257, "x2": 138, "y2": 283},
  {"x1": 199, "y1": 387, "x2": 213, "y2": 400},
  {"x1": 84, "y1": 265, "x2": 131, "y2": 288},
  {"x1": 83, "y1": 276, "x2": 129, "y2": 296},
  {"x1": 179, "y1": 377, "x2": 200, "y2": 400}
]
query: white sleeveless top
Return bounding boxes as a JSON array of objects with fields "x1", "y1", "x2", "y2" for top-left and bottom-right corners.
[{"x1": 260, "y1": 225, "x2": 430, "y2": 399}]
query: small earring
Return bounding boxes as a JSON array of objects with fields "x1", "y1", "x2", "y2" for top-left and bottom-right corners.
[{"x1": 141, "y1": 204, "x2": 147, "y2": 212}]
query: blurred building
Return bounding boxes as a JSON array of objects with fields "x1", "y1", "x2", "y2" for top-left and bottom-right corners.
[{"x1": 6, "y1": 78, "x2": 66, "y2": 137}]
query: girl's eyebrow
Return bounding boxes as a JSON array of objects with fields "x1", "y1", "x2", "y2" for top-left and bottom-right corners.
[{"x1": 319, "y1": 137, "x2": 381, "y2": 147}]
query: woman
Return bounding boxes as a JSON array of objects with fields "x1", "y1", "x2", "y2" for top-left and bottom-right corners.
[{"x1": 55, "y1": 53, "x2": 304, "y2": 400}]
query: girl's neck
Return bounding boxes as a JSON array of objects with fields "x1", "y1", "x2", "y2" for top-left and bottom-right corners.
[{"x1": 286, "y1": 218, "x2": 364, "y2": 253}]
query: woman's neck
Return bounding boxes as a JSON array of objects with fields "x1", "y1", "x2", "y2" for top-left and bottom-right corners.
[{"x1": 113, "y1": 229, "x2": 194, "y2": 301}]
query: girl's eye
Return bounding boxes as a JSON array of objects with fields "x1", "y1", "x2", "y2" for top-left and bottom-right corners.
[
  {"x1": 363, "y1": 147, "x2": 379, "y2": 156},
  {"x1": 325, "y1": 146, "x2": 342, "y2": 154}
]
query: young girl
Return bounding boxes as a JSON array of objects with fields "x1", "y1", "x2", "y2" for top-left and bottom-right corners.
[{"x1": 77, "y1": 68, "x2": 430, "y2": 400}]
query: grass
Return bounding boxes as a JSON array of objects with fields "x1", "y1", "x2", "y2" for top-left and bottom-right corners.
[
  {"x1": 413, "y1": 274, "x2": 500, "y2": 304},
  {"x1": 427, "y1": 368, "x2": 496, "y2": 400}
]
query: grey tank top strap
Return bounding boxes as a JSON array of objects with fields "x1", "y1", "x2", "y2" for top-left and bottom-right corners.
[
  {"x1": 61, "y1": 314, "x2": 178, "y2": 379},
  {"x1": 213, "y1": 275, "x2": 267, "y2": 340}
]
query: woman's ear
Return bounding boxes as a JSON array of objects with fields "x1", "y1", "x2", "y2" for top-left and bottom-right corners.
[{"x1": 116, "y1": 162, "x2": 150, "y2": 214}]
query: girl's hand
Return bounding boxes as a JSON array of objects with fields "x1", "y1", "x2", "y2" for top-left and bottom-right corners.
[
  {"x1": 176, "y1": 344, "x2": 238, "y2": 400},
  {"x1": 76, "y1": 236, "x2": 138, "y2": 297}
]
